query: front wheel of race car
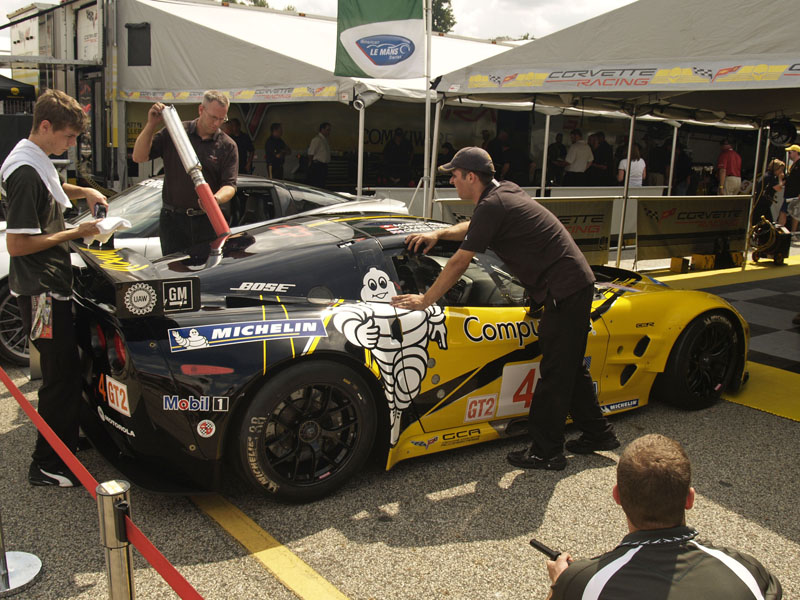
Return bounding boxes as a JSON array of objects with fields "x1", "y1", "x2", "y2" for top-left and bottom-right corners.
[
  {"x1": 654, "y1": 311, "x2": 739, "y2": 410},
  {"x1": 237, "y1": 361, "x2": 378, "y2": 502}
]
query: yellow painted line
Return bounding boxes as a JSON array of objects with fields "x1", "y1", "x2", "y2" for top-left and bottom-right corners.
[
  {"x1": 724, "y1": 362, "x2": 800, "y2": 422},
  {"x1": 192, "y1": 495, "x2": 350, "y2": 600},
  {"x1": 276, "y1": 296, "x2": 296, "y2": 358},
  {"x1": 653, "y1": 254, "x2": 800, "y2": 290}
]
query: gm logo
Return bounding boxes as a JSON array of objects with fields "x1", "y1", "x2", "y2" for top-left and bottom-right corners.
[
  {"x1": 163, "y1": 280, "x2": 193, "y2": 312},
  {"x1": 356, "y1": 35, "x2": 415, "y2": 66}
]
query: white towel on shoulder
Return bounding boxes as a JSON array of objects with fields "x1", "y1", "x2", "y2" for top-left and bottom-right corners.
[{"x1": 0, "y1": 138, "x2": 71, "y2": 209}]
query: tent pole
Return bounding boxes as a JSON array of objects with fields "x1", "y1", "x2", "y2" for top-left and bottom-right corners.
[
  {"x1": 667, "y1": 124, "x2": 679, "y2": 196},
  {"x1": 422, "y1": 0, "x2": 433, "y2": 220},
  {"x1": 540, "y1": 114, "x2": 551, "y2": 196},
  {"x1": 427, "y1": 97, "x2": 443, "y2": 219},
  {"x1": 357, "y1": 105, "x2": 365, "y2": 199},
  {"x1": 615, "y1": 112, "x2": 636, "y2": 267},
  {"x1": 742, "y1": 123, "x2": 766, "y2": 271}
]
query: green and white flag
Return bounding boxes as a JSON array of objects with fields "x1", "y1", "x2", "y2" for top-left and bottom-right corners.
[{"x1": 335, "y1": 0, "x2": 425, "y2": 79}]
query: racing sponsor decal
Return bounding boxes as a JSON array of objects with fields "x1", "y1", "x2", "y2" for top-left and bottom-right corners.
[
  {"x1": 229, "y1": 282, "x2": 296, "y2": 293},
  {"x1": 332, "y1": 267, "x2": 447, "y2": 446},
  {"x1": 463, "y1": 315, "x2": 537, "y2": 347},
  {"x1": 379, "y1": 222, "x2": 447, "y2": 235},
  {"x1": 163, "y1": 280, "x2": 194, "y2": 312},
  {"x1": 123, "y1": 282, "x2": 157, "y2": 316},
  {"x1": 464, "y1": 394, "x2": 497, "y2": 423},
  {"x1": 196, "y1": 419, "x2": 216, "y2": 438},
  {"x1": 168, "y1": 318, "x2": 327, "y2": 353},
  {"x1": 411, "y1": 436, "x2": 439, "y2": 450},
  {"x1": 163, "y1": 395, "x2": 230, "y2": 412},
  {"x1": 600, "y1": 399, "x2": 639, "y2": 414},
  {"x1": 84, "y1": 248, "x2": 149, "y2": 272},
  {"x1": 356, "y1": 35, "x2": 415, "y2": 67},
  {"x1": 103, "y1": 375, "x2": 131, "y2": 417},
  {"x1": 97, "y1": 406, "x2": 136, "y2": 437},
  {"x1": 441, "y1": 428, "x2": 480, "y2": 448}
]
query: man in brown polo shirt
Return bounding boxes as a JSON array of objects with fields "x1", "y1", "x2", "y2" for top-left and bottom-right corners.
[
  {"x1": 132, "y1": 90, "x2": 238, "y2": 254},
  {"x1": 391, "y1": 147, "x2": 618, "y2": 470}
]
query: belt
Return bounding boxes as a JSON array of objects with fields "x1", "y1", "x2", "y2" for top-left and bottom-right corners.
[{"x1": 162, "y1": 204, "x2": 206, "y2": 217}]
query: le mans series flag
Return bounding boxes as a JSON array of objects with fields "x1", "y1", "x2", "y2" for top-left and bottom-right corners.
[{"x1": 335, "y1": 0, "x2": 425, "y2": 79}]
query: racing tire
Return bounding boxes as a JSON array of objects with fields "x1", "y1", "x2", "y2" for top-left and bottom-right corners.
[
  {"x1": 654, "y1": 311, "x2": 739, "y2": 410},
  {"x1": 237, "y1": 361, "x2": 377, "y2": 502},
  {"x1": 0, "y1": 282, "x2": 29, "y2": 366}
]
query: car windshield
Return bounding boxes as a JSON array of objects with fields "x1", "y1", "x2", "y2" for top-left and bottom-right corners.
[{"x1": 73, "y1": 179, "x2": 162, "y2": 238}]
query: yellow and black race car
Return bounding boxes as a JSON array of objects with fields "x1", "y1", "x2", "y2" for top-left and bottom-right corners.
[{"x1": 73, "y1": 213, "x2": 748, "y2": 502}]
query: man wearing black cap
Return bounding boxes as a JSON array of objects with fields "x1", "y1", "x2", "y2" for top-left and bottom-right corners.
[{"x1": 391, "y1": 147, "x2": 617, "y2": 470}]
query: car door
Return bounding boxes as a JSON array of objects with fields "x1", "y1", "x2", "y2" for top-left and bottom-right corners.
[{"x1": 388, "y1": 245, "x2": 610, "y2": 434}]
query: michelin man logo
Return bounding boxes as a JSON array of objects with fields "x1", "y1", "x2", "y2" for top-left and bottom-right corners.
[
  {"x1": 332, "y1": 267, "x2": 447, "y2": 445},
  {"x1": 172, "y1": 328, "x2": 210, "y2": 349}
]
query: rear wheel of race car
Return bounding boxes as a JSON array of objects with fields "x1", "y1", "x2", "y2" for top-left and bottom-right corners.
[
  {"x1": 655, "y1": 311, "x2": 739, "y2": 410},
  {"x1": 237, "y1": 361, "x2": 377, "y2": 502},
  {"x1": 0, "y1": 282, "x2": 29, "y2": 366}
]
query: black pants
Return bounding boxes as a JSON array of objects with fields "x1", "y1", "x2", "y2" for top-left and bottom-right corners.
[
  {"x1": 528, "y1": 284, "x2": 613, "y2": 458},
  {"x1": 268, "y1": 163, "x2": 284, "y2": 180},
  {"x1": 159, "y1": 209, "x2": 218, "y2": 256},
  {"x1": 308, "y1": 161, "x2": 328, "y2": 189},
  {"x1": 19, "y1": 296, "x2": 81, "y2": 469}
]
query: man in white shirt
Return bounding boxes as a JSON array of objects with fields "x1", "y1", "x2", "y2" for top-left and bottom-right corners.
[
  {"x1": 307, "y1": 122, "x2": 332, "y2": 188},
  {"x1": 562, "y1": 129, "x2": 593, "y2": 186}
]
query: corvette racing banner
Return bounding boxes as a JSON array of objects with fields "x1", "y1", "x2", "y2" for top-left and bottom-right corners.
[
  {"x1": 335, "y1": 0, "x2": 425, "y2": 79},
  {"x1": 636, "y1": 197, "x2": 749, "y2": 260}
]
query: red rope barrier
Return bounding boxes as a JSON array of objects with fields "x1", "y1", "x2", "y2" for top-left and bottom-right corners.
[{"x1": 0, "y1": 366, "x2": 204, "y2": 600}]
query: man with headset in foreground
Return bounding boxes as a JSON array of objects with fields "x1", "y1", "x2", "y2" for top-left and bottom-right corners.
[
  {"x1": 545, "y1": 434, "x2": 781, "y2": 599},
  {"x1": 391, "y1": 146, "x2": 618, "y2": 471}
]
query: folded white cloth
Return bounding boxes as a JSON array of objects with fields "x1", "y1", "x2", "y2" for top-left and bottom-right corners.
[
  {"x1": 0, "y1": 139, "x2": 71, "y2": 209},
  {"x1": 83, "y1": 216, "x2": 132, "y2": 245}
]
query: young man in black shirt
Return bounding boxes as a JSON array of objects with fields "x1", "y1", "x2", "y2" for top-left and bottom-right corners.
[
  {"x1": 1, "y1": 89, "x2": 107, "y2": 487},
  {"x1": 391, "y1": 146, "x2": 617, "y2": 470}
]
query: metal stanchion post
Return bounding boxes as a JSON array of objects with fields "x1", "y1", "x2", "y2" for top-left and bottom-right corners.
[
  {"x1": 96, "y1": 480, "x2": 135, "y2": 600},
  {"x1": 0, "y1": 506, "x2": 42, "y2": 597}
]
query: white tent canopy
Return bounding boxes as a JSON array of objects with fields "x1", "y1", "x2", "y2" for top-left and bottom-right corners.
[
  {"x1": 117, "y1": 0, "x2": 517, "y2": 104},
  {"x1": 437, "y1": 0, "x2": 800, "y2": 124}
]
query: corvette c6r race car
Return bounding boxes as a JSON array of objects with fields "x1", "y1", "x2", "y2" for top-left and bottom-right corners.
[{"x1": 72, "y1": 213, "x2": 749, "y2": 502}]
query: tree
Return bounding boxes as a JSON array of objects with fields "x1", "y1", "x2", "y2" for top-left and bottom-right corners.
[{"x1": 432, "y1": 0, "x2": 455, "y2": 34}]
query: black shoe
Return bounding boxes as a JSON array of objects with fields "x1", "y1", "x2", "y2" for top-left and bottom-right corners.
[
  {"x1": 565, "y1": 434, "x2": 620, "y2": 455},
  {"x1": 507, "y1": 447, "x2": 567, "y2": 470},
  {"x1": 29, "y1": 462, "x2": 79, "y2": 487}
]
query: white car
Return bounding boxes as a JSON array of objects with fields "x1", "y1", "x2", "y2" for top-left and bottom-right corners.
[{"x1": 0, "y1": 175, "x2": 406, "y2": 364}]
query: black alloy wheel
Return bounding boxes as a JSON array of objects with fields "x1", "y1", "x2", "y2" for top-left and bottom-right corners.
[
  {"x1": 654, "y1": 311, "x2": 739, "y2": 410},
  {"x1": 237, "y1": 361, "x2": 377, "y2": 502}
]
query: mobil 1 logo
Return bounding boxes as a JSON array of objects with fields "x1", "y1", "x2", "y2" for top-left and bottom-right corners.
[{"x1": 163, "y1": 279, "x2": 194, "y2": 312}]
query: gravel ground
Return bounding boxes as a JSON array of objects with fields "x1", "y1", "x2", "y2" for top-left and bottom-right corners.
[{"x1": 2, "y1": 359, "x2": 796, "y2": 599}]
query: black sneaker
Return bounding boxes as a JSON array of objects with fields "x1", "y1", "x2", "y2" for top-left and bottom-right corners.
[
  {"x1": 29, "y1": 462, "x2": 79, "y2": 487},
  {"x1": 507, "y1": 447, "x2": 567, "y2": 470},
  {"x1": 565, "y1": 434, "x2": 620, "y2": 455}
]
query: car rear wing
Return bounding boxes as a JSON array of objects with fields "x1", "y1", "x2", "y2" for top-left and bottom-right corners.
[{"x1": 74, "y1": 245, "x2": 201, "y2": 319}]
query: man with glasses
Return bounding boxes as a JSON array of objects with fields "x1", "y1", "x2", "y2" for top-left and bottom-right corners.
[{"x1": 133, "y1": 90, "x2": 238, "y2": 254}]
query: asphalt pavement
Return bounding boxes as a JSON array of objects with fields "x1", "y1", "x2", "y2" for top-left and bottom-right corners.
[{"x1": 0, "y1": 250, "x2": 798, "y2": 599}]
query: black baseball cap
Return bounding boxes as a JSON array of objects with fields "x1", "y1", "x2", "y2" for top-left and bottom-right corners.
[{"x1": 439, "y1": 146, "x2": 495, "y2": 174}]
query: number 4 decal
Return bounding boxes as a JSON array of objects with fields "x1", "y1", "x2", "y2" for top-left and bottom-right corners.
[{"x1": 496, "y1": 362, "x2": 541, "y2": 418}]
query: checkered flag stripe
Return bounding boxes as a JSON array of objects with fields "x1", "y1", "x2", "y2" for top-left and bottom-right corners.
[{"x1": 692, "y1": 67, "x2": 713, "y2": 80}]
